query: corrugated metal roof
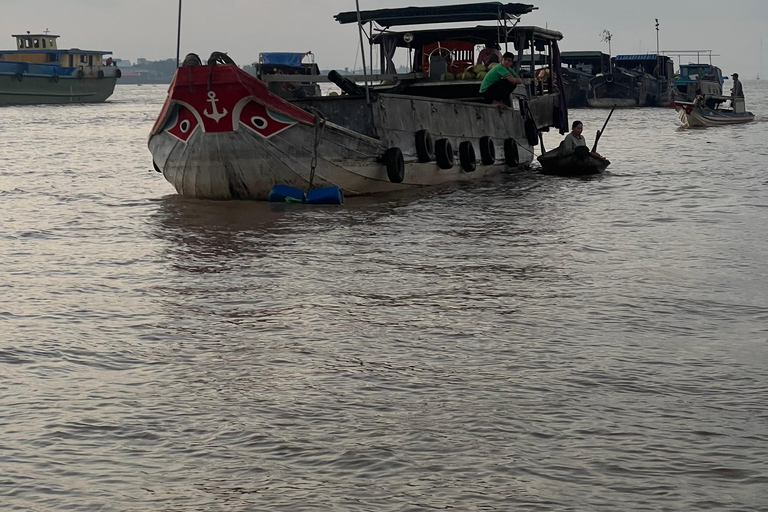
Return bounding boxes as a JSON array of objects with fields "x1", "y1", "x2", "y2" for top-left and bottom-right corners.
[{"x1": 615, "y1": 54, "x2": 660, "y2": 61}]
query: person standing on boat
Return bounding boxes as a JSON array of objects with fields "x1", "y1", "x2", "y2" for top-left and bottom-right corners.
[
  {"x1": 561, "y1": 121, "x2": 602, "y2": 158},
  {"x1": 731, "y1": 73, "x2": 744, "y2": 98},
  {"x1": 730, "y1": 73, "x2": 746, "y2": 113},
  {"x1": 480, "y1": 52, "x2": 523, "y2": 108}
]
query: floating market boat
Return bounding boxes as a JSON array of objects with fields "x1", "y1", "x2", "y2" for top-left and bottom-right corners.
[
  {"x1": 148, "y1": 2, "x2": 570, "y2": 200},
  {"x1": 588, "y1": 54, "x2": 674, "y2": 108},
  {"x1": 674, "y1": 98, "x2": 754, "y2": 127},
  {"x1": 0, "y1": 32, "x2": 120, "y2": 105},
  {"x1": 560, "y1": 51, "x2": 610, "y2": 108}
]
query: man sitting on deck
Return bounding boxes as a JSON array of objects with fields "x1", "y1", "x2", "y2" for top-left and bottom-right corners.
[
  {"x1": 560, "y1": 121, "x2": 602, "y2": 158},
  {"x1": 479, "y1": 52, "x2": 523, "y2": 108}
]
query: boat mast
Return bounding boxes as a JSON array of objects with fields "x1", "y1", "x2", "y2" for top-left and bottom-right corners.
[
  {"x1": 176, "y1": 0, "x2": 182, "y2": 67},
  {"x1": 355, "y1": 0, "x2": 370, "y2": 104}
]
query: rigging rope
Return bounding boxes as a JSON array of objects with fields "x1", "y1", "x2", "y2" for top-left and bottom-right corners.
[{"x1": 308, "y1": 107, "x2": 327, "y2": 191}]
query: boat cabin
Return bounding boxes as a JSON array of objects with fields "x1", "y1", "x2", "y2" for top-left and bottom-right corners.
[
  {"x1": 252, "y1": 52, "x2": 321, "y2": 99},
  {"x1": 560, "y1": 51, "x2": 611, "y2": 76},
  {"x1": 678, "y1": 63, "x2": 723, "y2": 84},
  {"x1": 330, "y1": 2, "x2": 568, "y2": 132},
  {"x1": 614, "y1": 54, "x2": 674, "y2": 79},
  {"x1": 0, "y1": 33, "x2": 111, "y2": 70}
]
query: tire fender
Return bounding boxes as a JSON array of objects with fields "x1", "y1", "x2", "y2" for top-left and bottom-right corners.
[
  {"x1": 504, "y1": 138, "x2": 520, "y2": 168},
  {"x1": 434, "y1": 139, "x2": 454, "y2": 170},
  {"x1": 383, "y1": 147, "x2": 405, "y2": 184},
  {"x1": 459, "y1": 141, "x2": 477, "y2": 173},
  {"x1": 479, "y1": 136, "x2": 495, "y2": 165},
  {"x1": 415, "y1": 129, "x2": 434, "y2": 163}
]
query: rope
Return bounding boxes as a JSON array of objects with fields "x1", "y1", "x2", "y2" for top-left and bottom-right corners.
[{"x1": 308, "y1": 107, "x2": 327, "y2": 191}]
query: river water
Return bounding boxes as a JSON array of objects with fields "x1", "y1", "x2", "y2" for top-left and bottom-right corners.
[{"x1": 1, "y1": 83, "x2": 767, "y2": 511}]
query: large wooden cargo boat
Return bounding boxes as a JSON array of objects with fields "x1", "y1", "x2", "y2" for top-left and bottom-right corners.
[
  {"x1": 560, "y1": 51, "x2": 610, "y2": 108},
  {"x1": 0, "y1": 33, "x2": 120, "y2": 106},
  {"x1": 148, "y1": 2, "x2": 569, "y2": 200},
  {"x1": 587, "y1": 54, "x2": 674, "y2": 108}
]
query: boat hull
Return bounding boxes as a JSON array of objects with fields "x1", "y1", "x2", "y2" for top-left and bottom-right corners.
[
  {"x1": 587, "y1": 97, "x2": 642, "y2": 109},
  {"x1": 149, "y1": 64, "x2": 540, "y2": 200},
  {"x1": 675, "y1": 102, "x2": 755, "y2": 127},
  {"x1": 538, "y1": 149, "x2": 610, "y2": 176},
  {"x1": 0, "y1": 73, "x2": 117, "y2": 106}
]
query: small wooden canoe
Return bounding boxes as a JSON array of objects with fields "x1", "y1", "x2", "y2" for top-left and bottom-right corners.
[{"x1": 537, "y1": 146, "x2": 611, "y2": 176}]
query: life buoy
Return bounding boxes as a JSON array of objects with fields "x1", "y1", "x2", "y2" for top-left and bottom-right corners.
[
  {"x1": 504, "y1": 139, "x2": 520, "y2": 168},
  {"x1": 415, "y1": 129, "x2": 434, "y2": 163},
  {"x1": 98, "y1": 70, "x2": 105, "y2": 79},
  {"x1": 383, "y1": 147, "x2": 405, "y2": 183},
  {"x1": 479, "y1": 136, "x2": 495, "y2": 165},
  {"x1": 15, "y1": 72, "x2": 23, "y2": 82},
  {"x1": 605, "y1": 74, "x2": 614, "y2": 83},
  {"x1": 524, "y1": 118, "x2": 539, "y2": 147},
  {"x1": 459, "y1": 142, "x2": 476, "y2": 173},
  {"x1": 115, "y1": 68, "x2": 122, "y2": 79},
  {"x1": 52, "y1": 74, "x2": 59, "y2": 83},
  {"x1": 76, "y1": 69, "x2": 84, "y2": 79},
  {"x1": 434, "y1": 139, "x2": 454, "y2": 169}
]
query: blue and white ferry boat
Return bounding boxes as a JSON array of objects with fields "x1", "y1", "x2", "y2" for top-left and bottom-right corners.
[{"x1": 0, "y1": 32, "x2": 121, "y2": 105}]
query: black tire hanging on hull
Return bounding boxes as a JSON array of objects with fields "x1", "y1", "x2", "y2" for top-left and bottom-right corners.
[
  {"x1": 415, "y1": 129, "x2": 434, "y2": 163},
  {"x1": 435, "y1": 139, "x2": 454, "y2": 170},
  {"x1": 525, "y1": 118, "x2": 539, "y2": 147},
  {"x1": 504, "y1": 139, "x2": 520, "y2": 168},
  {"x1": 459, "y1": 142, "x2": 477, "y2": 173},
  {"x1": 383, "y1": 147, "x2": 405, "y2": 184},
  {"x1": 479, "y1": 136, "x2": 495, "y2": 165}
]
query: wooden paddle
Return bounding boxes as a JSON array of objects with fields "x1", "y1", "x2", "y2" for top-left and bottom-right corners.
[{"x1": 592, "y1": 108, "x2": 615, "y2": 153}]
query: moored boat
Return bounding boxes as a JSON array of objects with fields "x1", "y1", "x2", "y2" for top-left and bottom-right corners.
[
  {"x1": 587, "y1": 54, "x2": 674, "y2": 108},
  {"x1": 148, "y1": 2, "x2": 570, "y2": 201},
  {"x1": 560, "y1": 51, "x2": 610, "y2": 108},
  {"x1": 674, "y1": 99, "x2": 754, "y2": 127},
  {"x1": 0, "y1": 32, "x2": 120, "y2": 105}
]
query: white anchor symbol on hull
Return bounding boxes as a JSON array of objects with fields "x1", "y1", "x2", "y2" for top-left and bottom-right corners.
[{"x1": 203, "y1": 91, "x2": 228, "y2": 122}]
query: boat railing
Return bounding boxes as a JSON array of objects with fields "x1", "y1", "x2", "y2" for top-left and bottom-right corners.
[{"x1": 260, "y1": 72, "x2": 427, "y2": 83}]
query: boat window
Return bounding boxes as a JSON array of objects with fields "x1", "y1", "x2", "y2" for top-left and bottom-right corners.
[
  {"x1": 34, "y1": 39, "x2": 40, "y2": 48},
  {"x1": 18, "y1": 39, "x2": 23, "y2": 49},
  {"x1": 50, "y1": 39, "x2": 54, "y2": 48},
  {"x1": 25, "y1": 39, "x2": 32, "y2": 48},
  {"x1": 42, "y1": 39, "x2": 47, "y2": 48},
  {"x1": 80, "y1": 55, "x2": 88, "y2": 64}
]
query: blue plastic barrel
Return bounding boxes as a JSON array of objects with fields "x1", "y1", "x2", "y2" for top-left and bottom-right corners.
[
  {"x1": 268, "y1": 184, "x2": 305, "y2": 203},
  {"x1": 306, "y1": 186, "x2": 344, "y2": 205}
]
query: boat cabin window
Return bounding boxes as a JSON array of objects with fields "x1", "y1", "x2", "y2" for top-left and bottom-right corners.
[
  {"x1": 34, "y1": 38, "x2": 40, "y2": 48},
  {"x1": 80, "y1": 55, "x2": 88, "y2": 64}
]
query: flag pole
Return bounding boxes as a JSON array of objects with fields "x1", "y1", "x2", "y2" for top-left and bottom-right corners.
[{"x1": 176, "y1": 0, "x2": 183, "y2": 67}]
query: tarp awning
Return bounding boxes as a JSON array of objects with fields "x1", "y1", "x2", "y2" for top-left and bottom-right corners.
[
  {"x1": 259, "y1": 53, "x2": 306, "y2": 67},
  {"x1": 335, "y1": 3, "x2": 536, "y2": 27}
]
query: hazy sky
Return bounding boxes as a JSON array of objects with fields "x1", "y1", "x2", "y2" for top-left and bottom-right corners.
[{"x1": 2, "y1": 1, "x2": 766, "y2": 77}]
